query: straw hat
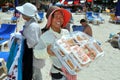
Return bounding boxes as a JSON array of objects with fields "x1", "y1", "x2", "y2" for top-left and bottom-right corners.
[
  {"x1": 16, "y1": 3, "x2": 37, "y2": 17},
  {"x1": 46, "y1": 6, "x2": 71, "y2": 28}
]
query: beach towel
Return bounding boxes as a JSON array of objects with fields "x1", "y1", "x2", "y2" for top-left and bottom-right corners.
[{"x1": 6, "y1": 33, "x2": 24, "y2": 80}]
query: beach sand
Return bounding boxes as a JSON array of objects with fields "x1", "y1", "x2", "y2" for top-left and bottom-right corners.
[{"x1": 0, "y1": 11, "x2": 120, "y2": 80}]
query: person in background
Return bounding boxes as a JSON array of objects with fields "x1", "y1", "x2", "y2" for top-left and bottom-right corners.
[
  {"x1": 40, "y1": 6, "x2": 77, "y2": 80},
  {"x1": 80, "y1": 19, "x2": 92, "y2": 36},
  {"x1": 16, "y1": 3, "x2": 41, "y2": 80}
]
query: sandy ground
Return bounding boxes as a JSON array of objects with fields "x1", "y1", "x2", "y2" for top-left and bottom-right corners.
[{"x1": 0, "y1": 11, "x2": 120, "y2": 80}]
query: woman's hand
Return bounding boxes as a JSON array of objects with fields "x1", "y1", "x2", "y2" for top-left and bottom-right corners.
[{"x1": 47, "y1": 45, "x2": 55, "y2": 56}]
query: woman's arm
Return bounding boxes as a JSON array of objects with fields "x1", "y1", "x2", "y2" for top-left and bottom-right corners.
[{"x1": 47, "y1": 45, "x2": 55, "y2": 56}]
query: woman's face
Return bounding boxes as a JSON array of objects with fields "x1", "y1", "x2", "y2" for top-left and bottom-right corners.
[{"x1": 51, "y1": 10, "x2": 64, "y2": 32}]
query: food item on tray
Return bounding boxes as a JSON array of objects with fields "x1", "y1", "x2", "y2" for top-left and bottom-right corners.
[
  {"x1": 75, "y1": 67, "x2": 80, "y2": 72},
  {"x1": 89, "y1": 49, "x2": 96, "y2": 60},
  {"x1": 60, "y1": 43, "x2": 71, "y2": 54},
  {"x1": 57, "y1": 37, "x2": 75, "y2": 45},
  {"x1": 65, "y1": 38, "x2": 76, "y2": 46},
  {"x1": 52, "y1": 32, "x2": 104, "y2": 75},
  {"x1": 76, "y1": 35, "x2": 83, "y2": 41},
  {"x1": 66, "y1": 59, "x2": 74, "y2": 69},
  {"x1": 73, "y1": 34, "x2": 89, "y2": 44},
  {"x1": 93, "y1": 42, "x2": 103, "y2": 53},
  {"x1": 57, "y1": 38, "x2": 65, "y2": 44},
  {"x1": 57, "y1": 38, "x2": 76, "y2": 54},
  {"x1": 71, "y1": 45, "x2": 91, "y2": 64},
  {"x1": 80, "y1": 53, "x2": 90, "y2": 63},
  {"x1": 59, "y1": 50, "x2": 65, "y2": 56},
  {"x1": 84, "y1": 44, "x2": 96, "y2": 60},
  {"x1": 81, "y1": 34, "x2": 89, "y2": 40}
]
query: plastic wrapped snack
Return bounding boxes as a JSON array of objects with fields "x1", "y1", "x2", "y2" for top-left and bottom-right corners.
[
  {"x1": 56, "y1": 36, "x2": 76, "y2": 54},
  {"x1": 73, "y1": 31, "x2": 90, "y2": 41},
  {"x1": 71, "y1": 45, "x2": 91, "y2": 65}
]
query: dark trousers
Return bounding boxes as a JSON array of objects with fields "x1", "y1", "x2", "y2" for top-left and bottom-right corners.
[{"x1": 22, "y1": 40, "x2": 33, "y2": 80}]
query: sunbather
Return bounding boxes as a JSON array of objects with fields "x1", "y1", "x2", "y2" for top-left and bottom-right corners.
[{"x1": 80, "y1": 19, "x2": 92, "y2": 36}]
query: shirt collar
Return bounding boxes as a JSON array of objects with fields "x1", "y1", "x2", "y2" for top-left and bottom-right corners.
[
  {"x1": 24, "y1": 18, "x2": 36, "y2": 27},
  {"x1": 49, "y1": 28, "x2": 63, "y2": 39}
]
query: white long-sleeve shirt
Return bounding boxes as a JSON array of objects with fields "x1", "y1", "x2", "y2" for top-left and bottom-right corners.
[
  {"x1": 23, "y1": 18, "x2": 41, "y2": 48},
  {"x1": 34, "y1": 28, "x2": 69, "y2": 73}
]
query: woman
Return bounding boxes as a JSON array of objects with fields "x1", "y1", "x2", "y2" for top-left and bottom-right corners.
[
  {"x1": 16, "y1": 3, "x2": 40, "y2": 80},
  {"x1": 40, "y1": 6, "x2": 77, "y2": 80}
]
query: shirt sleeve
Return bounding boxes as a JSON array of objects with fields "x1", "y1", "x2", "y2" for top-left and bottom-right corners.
[
  {"x1": 33, "y1": 38, "x2": 49, "y2": 59},
  {"x1": 26, "y1": 23, "x2": 40, "y2": 48}
]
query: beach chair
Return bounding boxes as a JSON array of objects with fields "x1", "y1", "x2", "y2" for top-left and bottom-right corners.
[
  {"x1": 38, "y1": 11, "x2": 44, "y2": 23},
  {"x1": 0, "y1": 52, "x2": 9, "y2": 62},
  {"x1": 72, "y1": 25, "x2": 84, "y2": 32},
  {"x1": 0, "y1": 39, "x2": 9, "y2": 51},
  {"x1": 0, "y1": 23, "x2": 17, "y2": 51},
  {"x1": 92, "y1": 12, "x2": 105, "y2": 24},
  {"x1": 85, "y1": 11, "x2": 94, "y2": 23}
]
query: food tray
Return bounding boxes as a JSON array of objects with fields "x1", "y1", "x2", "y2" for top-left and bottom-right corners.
[
  {"x1": 51, "y1": 47, "x2": 82, "y2": 75},
  {"x1": 52, "y1": 32, "x2": 104, "y2": 75}
]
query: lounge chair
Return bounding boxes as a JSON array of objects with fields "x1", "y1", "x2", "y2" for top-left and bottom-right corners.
[
  {"x1": 92, "y1": 12, "x2": 105, "y2": 24},
  {"x1": 0, "y1": 39, "x2": 8, "y2": 51},
  {"x1": 38, "y1": 11, "x2": 44, "y2": 23},
  {"x1": 85, "y1": 11, "x2": 94, "y2": 23},
  {"x1": 0, "y1": 23, "x2": 17, "y2": 51},
  {"x1": 72, "y1": 25, "x2": 84, "y2": 32},
  {"x1": 0, "y1": 52, "x2": 9, "y2": 62}
]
